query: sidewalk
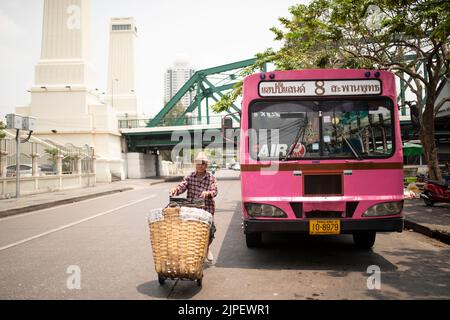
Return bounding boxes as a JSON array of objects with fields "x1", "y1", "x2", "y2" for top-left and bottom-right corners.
[
  {"x1": 0, "y1": 177, "x2": 175, "y2": 219},
  {"x1": 403, "y1": 198, "x2": 450, "y2": 244}
]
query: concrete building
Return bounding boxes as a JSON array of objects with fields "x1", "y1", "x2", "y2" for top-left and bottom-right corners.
[
  {"x1": 107, "y1": 17, "x2": 140, "y2": 118},
  {"x1": 15, "y1": 0, "x2": 125, "y2": 182},
  {"x1": 164, "y1": 58, "x2": 195, "y2": 108}
]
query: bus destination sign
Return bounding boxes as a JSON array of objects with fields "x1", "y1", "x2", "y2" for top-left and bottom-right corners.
[{"x1": 259, "y1": 79, "x2": 382, "y2": 97}]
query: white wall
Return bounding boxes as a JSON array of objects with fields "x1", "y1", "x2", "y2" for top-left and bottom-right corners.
[
  {"x1": 0, "y1": 173, "x2": 95, "y2": 199},
  {"x1": 127, "y1": 152, "x2": 164, "y2": 178}
]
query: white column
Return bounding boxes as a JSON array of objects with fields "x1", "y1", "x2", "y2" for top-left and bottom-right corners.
[
  {"x1": 35, "y1": 0, "x2": 96, "y2": 87},
  {"x1": 32, "y1": 153, "x2": 40, "y2": 177},
  {"x1": 76, "y1": 156, "x2": 82, "y2": 174},
  {"x1": 107, "y1": 17, "x2": 138, "y2": 116},
  {"x1": 57, "y1": 155, "x2": 64, "y2": 175},
  {"x1": 0, "y1": 151, "x2": 8, "y2": 178},
  {"x1": 92, "y1": 156, "x2": 97, "y2": 186}
]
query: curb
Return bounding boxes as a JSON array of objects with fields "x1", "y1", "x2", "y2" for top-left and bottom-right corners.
[
  {"x1": 149, "y1": 176, "x2": 184, "y2": 186},
  {"x1": 404, "y1": 219, "x2": 450, "y2": 245},
  {"x1": 0, "y1": 188, "x2": 134, "y2": 219}
]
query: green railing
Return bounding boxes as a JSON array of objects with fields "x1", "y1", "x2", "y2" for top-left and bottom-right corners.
[{"x1": 119, "y1": 116, "x2": 238, "y2": 129}]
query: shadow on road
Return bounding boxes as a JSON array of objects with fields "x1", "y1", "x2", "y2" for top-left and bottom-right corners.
[
  {"x1": 215, "y1": 203, "x2": 398, "y2": 272},
  {"x1": 364, "y1": 247, "x2": 450, "y2": 299},
  {"x1": 136, "y1": 279, "x2": 202, "y2": 299},
  {"x1": 404, "y1": 199, "x2": 450, "y2": 229}
]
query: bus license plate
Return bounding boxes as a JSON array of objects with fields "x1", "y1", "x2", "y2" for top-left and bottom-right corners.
[{"x1": 309, "y1": 220, "x2": 341, "y2": 235}]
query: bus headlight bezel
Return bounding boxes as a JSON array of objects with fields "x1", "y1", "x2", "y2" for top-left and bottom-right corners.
[
  {"x1": 362, "y1": 201, "x2": 404, "y2": 217},
  {"x1": 244, "y1": 203, "x2": 287, "y2": 218}
]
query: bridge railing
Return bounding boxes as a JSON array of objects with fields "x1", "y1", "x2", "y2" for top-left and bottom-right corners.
[{"x1": 119, "y1": 116, "x2": 237, "y2": 129}]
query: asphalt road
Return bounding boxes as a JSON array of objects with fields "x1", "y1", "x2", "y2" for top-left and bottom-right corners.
[{"x1": 0, "y1": 173, "x2": 449, "y2": 300}]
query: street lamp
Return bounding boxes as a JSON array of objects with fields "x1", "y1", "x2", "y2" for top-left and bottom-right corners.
[{"x1": 6, "y1": 114, "x2": 36, "y2": 198}]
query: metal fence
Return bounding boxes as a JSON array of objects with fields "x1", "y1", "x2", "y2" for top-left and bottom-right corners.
[
  {"x1": 0, "y1": 136, "x2": 94, "y2": 178},
  {"x1": 118, "y1": 116, "x2": 238, "y2": 129}
]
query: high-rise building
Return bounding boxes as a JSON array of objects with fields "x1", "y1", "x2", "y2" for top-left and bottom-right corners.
[
  {"x1": 164, "y1": 58, "x2": 195, "y2": 108},
  {"x1": 107, "y1": 17, "x2": 139, "y2": 117}
]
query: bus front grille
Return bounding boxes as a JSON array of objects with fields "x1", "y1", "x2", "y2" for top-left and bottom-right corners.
[
  {"x1": 304, "y1": 174, "x2": 343, "y2": 195},
  {"x1": 305, "y1": 211, "x2": 343, "y2": 219}
]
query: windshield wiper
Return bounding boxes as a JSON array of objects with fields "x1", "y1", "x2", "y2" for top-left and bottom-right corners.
[
  {"x1": 342, "y1": 136, "x2": 362, "y2": 160},
  {"x1": 282, "y1": 117, "x2": 307, "y2": 161}
]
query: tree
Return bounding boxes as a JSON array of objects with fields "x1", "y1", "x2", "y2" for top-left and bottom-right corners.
[
  {"x1": 0, "y1": 121, "x2": 6, "y2": 139},
  {"x1": 213, "y1": 0, "x2": 450, "y2": 180},
  {"x1": 45, "y1": 148, "x2": 59, "y2": 166},
  {"x1": 162, "y1": 101, "x2": 186, "y2": 126}
]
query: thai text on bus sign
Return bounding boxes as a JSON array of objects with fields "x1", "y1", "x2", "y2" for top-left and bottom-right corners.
[{"x1": 259, "y1": 79, "x2": 382, "y2": 97}]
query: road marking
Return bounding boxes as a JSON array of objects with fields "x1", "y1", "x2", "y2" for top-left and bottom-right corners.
[
  {"x1": 0, "y1": 194, "x2": 156, "y2": 252},
  {"x1": 0, "y1": 185, "x2": 165, "y2": 222}
]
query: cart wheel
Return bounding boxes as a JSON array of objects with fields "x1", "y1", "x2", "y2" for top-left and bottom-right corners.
[
  {"x1": 196, "y1": 278, "x2": 203, "y2": 287},
  {"x1": 158, "y1": 275, "x2": 166, "y2": 286}
]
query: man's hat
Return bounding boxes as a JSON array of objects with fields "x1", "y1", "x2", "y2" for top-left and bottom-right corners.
[{"x1": 194, "y1": 151, "x2": 209, "y2": 163}]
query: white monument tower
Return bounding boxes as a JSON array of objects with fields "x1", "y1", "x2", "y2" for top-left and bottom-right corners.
[
  {"x1": 107, "y1": 18, "x2": 140, "y2": 118},
  {"x1": 16, "y1": 0, "x2": 125, "y2": 182}
]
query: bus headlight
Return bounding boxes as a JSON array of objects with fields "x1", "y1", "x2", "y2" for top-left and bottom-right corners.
[
  {"x1": 362, "y1": 201, "x2": 403, "y2": 217},
  {"x1": 244, "y1": 203, "x2": 287, "y2": 218}
]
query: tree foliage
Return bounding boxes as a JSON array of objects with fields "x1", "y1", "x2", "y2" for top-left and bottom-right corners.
[
  {"x1": 162, "y1": 101, "x2": 187, "y2": 126},
  {"x1": 0, "y1": 121, "x2": 6, "y2": 139}
]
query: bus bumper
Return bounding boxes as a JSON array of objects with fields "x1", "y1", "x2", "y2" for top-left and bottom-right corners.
[{"x1": 244, "y1": 217, "x2": 404, "y2": 234}]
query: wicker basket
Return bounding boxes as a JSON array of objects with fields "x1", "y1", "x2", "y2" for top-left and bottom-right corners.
[{"x1": 148, "y1": 206, "x2": 211, "y2": 281}]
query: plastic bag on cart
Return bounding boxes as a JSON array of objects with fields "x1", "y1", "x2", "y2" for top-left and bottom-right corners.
[{"x1": 147, "y1": 207, "x2": 213, "y2": 226}]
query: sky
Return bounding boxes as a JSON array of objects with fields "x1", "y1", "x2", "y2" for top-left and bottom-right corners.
[{"x1": 0, "y1": 0, "x2": 308, "y2": 119}]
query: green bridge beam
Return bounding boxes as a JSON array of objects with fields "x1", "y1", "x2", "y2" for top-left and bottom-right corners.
[{"x1": 148, "y1": 58, "x2": 257, "y2": 127}]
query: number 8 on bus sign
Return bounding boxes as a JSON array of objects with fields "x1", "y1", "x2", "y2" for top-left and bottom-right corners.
[{"x1": 309, "y1": 220, "x2": 341, "y2": 235}]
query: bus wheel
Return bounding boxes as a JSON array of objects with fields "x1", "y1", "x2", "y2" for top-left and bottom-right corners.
[
  {"x1": 353, "y1": 232, "x2": 376, "y2": 249},
  {"x1": 246, "y1": 233, "x2": 262, "y2": 248}
]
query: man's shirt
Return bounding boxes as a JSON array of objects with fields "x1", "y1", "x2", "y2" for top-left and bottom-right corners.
[{"x1": 173, "y1": 171, "x2": 218, "y2": 215}]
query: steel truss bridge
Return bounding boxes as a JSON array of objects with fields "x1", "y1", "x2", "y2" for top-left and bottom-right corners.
[{"x1": 121, "y1": 58, "x2": 449, "y2": 153}]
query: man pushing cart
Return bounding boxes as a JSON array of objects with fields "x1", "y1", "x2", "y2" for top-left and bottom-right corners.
[
  {"x1": 147, "y1": 152, "x2": 218, "y2": 287},
  {"x1": 170, "y1": 152, "x2": 218, "y2": 262}
]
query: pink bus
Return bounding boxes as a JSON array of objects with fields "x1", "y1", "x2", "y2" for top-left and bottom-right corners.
[{"x1": 237, "y1": 69, "x2": 404, "y2": 249}]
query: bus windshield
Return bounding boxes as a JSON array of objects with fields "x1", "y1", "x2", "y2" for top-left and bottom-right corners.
[{"x1": 249, "y1": 98, "x2": 395, "y2": 160}]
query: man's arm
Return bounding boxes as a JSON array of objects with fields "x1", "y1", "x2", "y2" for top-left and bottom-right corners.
[
  {"x1": 171, "y1": 176, "x2": 189, "y2": 196},
  {"x1": 206, "y1": 175, "x2": 218, "y2": 198}
]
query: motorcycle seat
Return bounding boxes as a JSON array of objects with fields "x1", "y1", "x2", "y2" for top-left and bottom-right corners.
[{"x1": 428, "y1": 180, "x2": 449, "y2": 188}]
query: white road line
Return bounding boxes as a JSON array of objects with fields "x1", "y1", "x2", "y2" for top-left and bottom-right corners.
[
  {"x1": 0, "y1": 185, "x2": 165, "y2": 222},
  {"x1": 0, "y1": 194, "x2": 156, "y2": 252}
]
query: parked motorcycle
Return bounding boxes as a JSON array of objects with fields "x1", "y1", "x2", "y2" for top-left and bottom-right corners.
[
  {"x1": 210, "y1": 163, "x2": 218, "y2": 176},
  {"x1": 420, "y1": 179, "x2": 450, "y2": 206}
]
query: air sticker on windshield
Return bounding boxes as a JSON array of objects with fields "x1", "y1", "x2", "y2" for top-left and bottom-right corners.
[
  {"x1": 258, "y1": 144, "x2": 288, "y2": 157},
  {"x1": 323, "y1": 116, "x2": 331, "y2": 123},
  {"x1": 290, "y1": 143, "x2": 306, "y2": 158},
  {"x1": 324, "y1": 136, "x2": 331, "y2": 143},
  {"x1": 312, "y1": 143, "x2": 320, "y2": 151},
  {"x1": 257, "y1": 143, "x2": 306, "y2": 158}
]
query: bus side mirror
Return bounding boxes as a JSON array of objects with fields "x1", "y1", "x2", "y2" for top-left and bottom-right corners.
[
  {"x1": 221, "y1": 113, "x2": 240, "y2": 147},
  {"x1": 222, "y1": 117, "x2": 233, "y2": 131}
]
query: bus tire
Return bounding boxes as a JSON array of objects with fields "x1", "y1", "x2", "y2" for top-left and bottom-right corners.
[
  {"x1": 246, "y1": 233, "x2": 262, "y2": 248},
  {"x1": 353, "y1": 232, "x2": 376, "y2": 249}
]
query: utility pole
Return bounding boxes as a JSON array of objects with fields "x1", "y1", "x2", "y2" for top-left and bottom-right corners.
[{"x1": 6, "y1": 114, "x2": 36, "y2": 198}]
